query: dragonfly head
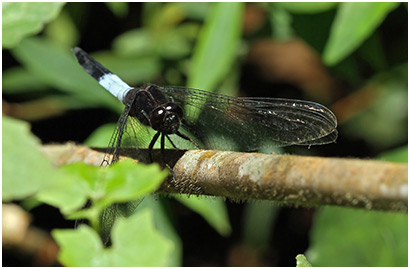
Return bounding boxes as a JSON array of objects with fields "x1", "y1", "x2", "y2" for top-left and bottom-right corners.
[{"x1": 150, "y1": 102, "x2": 183, "y2": 134}]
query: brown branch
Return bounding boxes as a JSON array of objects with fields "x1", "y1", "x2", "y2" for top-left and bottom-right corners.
[{"x1": 41, "y1": 143, "x2": 408, "y2": 213}]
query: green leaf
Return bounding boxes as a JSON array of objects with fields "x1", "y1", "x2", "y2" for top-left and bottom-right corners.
[
  {"x1": 269, "y1": 5, "x2": 294, "y2": 41},
  {"x1": 53, "y1": 209, "x2": 173, "y2": 266},
  {"x1": 2, "y1": 116, "x2": 57, "y2": 201},
  {"x1": 37, "y1": 159, "x2": 166, "y2": 223},
  {"x1": 12, "y1": 37, "x2": 122, "y2": 112},
  {"x1": 296, "y1": 254, "x2": 313, "y2": 267},
  {"x1": 2, "y1": 2, "x2": 65, "y2": 48},
  {"x1": 36, "y1": 163, "x2": 94, "y2": 215},
  {"x1": 242, "y1": 201, "x2": 278, "y2": 247},
  {"x1": 174, "y1": 196, "x2": 231, "y2": 236},
  {"x1": 102, "y1": 160, "x2": 168, "y2": 205},
  {"x1": 342, "y1": 65, "x2": 408, "y2": 150},
  {"x1": 157, "y1": 29, "x2": 192, "y2": 59},
  {"x1": 323, "y1": 2, "x2": 399, "y2": 65},
  {"x1": 357, "y1": 32, "x2": 387, "y2": 72},
  {"x1": 112, "y1": 29, "x2": 156, "y2": 57},
  {"x1": 53, "y1": 225, "x2": 107, "y2": 266},
  {"x1": 377, "y1": 146, "x2": 408, "y2": 163},
  {"x1": 138, "y1": 196, "x2": 183, "y2": 266},
  {"x1": 44, "y1": 10, "x2": 79, "y2": 48},
  {"x1": 306, "y1": 207, "x2": 408, "y2": 266},
  {"x1": 37, "y1": 160, "x2": 167, "y2": 245},
  {"x1": 276, "y1": 2, "x2": 338, "y2": 14},
  {"x1": 84, "y1": 123, "x2": 117, "y2": 147},
  {"x1": 105, "y1": 2, "x2": 128, "y2": 18},
  {"x1": 111, "y1": 209, "x2": 174, "y2": 266},
  {"x1": 91, "y1": 51, "x2": 161, "y2": 86},
  {"x1": 181, "y1": 2, "x2": 211, "y2": 20},
  {"x1": 3, "y1": 67, "x2": 49, "y2": 94},
  {"x1": 187, "y1": 2, "x2": 244, "y2": 91}
]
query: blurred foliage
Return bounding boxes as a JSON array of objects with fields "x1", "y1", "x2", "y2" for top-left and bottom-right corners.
[
  {"x1": 174, "y1": 195, "x2": 232, "y2": 236},
  {"x1": 53, "y1": 209, "x2": 173, "y2": 266},
  {"x1": 2, "y1": 115, "x2": 173, "y2": 265},
  {"x1": 341, "y1": 64, "x2": 407, "y2": 150},
  {"x1": 377, "y1": 145, "x2": 408, "y2": 163},
  {"x1": 187, "y1": 2, "x2": 243, "y2": 91},
  {"x1": 2, "y1": 2, "x2": 407, "y2": 267},
  {"x1": 242, "y1": 201, "x2": 278, "y2": 248},
  {"x1": 3, "y1": 116, "x2": 58, "y2": 201},
  {"x1": 2, "y1": 2, "x2": 65, "y2": 48},
  {"x1": 323, "y1": 2, "x2": 399, "y2": 65},
  {"x1": 306, "y1": 207, "x2": 407, "y2": 266},
  {"x1": 296, "y1": 254, "x2": 313, "y2": 267}
]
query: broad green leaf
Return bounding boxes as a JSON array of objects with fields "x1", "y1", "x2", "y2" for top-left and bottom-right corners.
[
  {"x1": 323, "y1": 2, "x2": 399, "y2": 65},
  {"x1": 44, "y1": 10, "x2": 79, "y2": 48},
  {"x1": 138, "y1": 196, "x2": 183, "y2": 266},
  {"x1": 91, "y1": 51, "x2": 161, "y2": 86},
  {"x1": 175, "y1": 195, "x2": 231, "y2": 236},
  {"x1": 3, "y1": 67, "x2": 49, "y2": 93},
  {"x1": 2, "y1": 116, "x2": 57, "y2": 201},
  {"x1": 113, "y1": 25, "x2": 195, "y2": 61},
  {"x1": 306, "y1": 207, "x2": 408, "y2": 266},
  {"x1": 181, "y1": 2, "x2": 211, "y2": 20},
  {"x1": 2, "y1": 2, "x2": 65, "y2": 48},
  {"x1": 144, "y1": 3, "x2": 185, "y2": 33},
  {"x1": 105, "y1": 2, "x2": 128, "y2": 17},
  {"x1": 111, "y1": 209, "x2": 174, "y2": 266},
  {"x1": 36, "y1": 174, "x2": 89, "y2": 215},
  {"x1": 36, "y1": 163, "x2": 95, "y2": 215},
  {"x1": 187, "y1": 2, "x2": 244, "y2": 91},
  {"x1": 84, "y1": 123, "x2": 117, "y2": 147},
  {"x1": 296, "y1": 254, "x2": 313, "y2": 267},
  {"x1": 377, "y1": 146, "x2": 408, "y2": 163},
  {"x1": 53, "y1": 209, "x2": 173, "y2": 266},
  {"x1": 53, "y1": 226, "x2": 107, "y2": 267},
  {"x1": 157, "y1": 29, "x2": 192, "y2": 59},
  {"x1": 270, "y1": 5, "x2": 294, "y2": 41},
  {"x1": 342, "y1": 65, "x2": 408, "y2": 150},
  {"x1": 242, "y1": 201, "x2": 278, "y2": 247},
  {"x1": 12, "y1": 37, "x2": 122, "y2": 113},
  {"x1": 38, "y1": 160, "x2": 166, "y2": 223},
  {"x1": 39, "y1": 160, "x2": 167, "y2": 245},
  {"x1": 102, "y1": 160, "x2": 168, "y2": 205},
  {"x1": 175, "y1": 22, "x2": 201, "y2": 41},
  {"x1": 357, "y1": 32, "x2": 387, "y2": 72},
  {"x1": 276, "y1": 2, "x2": 338, "y2": 14},
  {"x1": 112, "y1": 29, "x2": 156, "y2": 57}
]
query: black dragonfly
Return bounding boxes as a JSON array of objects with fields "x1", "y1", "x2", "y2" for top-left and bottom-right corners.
[
  {"x1": 73, "y1": 47, "x2": 337, "y2": 169},
  {"x1": 73, "y1": 47, "x2": 337, "y2": 243}
]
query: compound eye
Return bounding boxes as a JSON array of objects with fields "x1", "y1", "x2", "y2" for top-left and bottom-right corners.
[
  {"x1": 164, "y1": 102, "x2": 183, "y2": 118},
  {"x1": 150, "y1": 107, "x2": 165, "y2": 131}
]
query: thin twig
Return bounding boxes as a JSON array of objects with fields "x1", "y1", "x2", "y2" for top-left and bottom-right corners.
[{"x1": 41, "y1": 143, "x2": 408, "y2": 213}]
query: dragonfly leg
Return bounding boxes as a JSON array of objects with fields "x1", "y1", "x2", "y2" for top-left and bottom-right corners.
[
  {"x1": 161, "y1": 133, "x2": 176, "y2": 181},
  {"x1": 176, "y1": 131, "x2": 200, "y2": 149},
  {"x1": 160, "y1": 133, "x2": 172, "y2": 169},
  {"x1": 148, "y1": 131, "x2": 161, "y2": 163},
  {"x1": 165, "y1": 134, "x2": 178, "y2": 148}
]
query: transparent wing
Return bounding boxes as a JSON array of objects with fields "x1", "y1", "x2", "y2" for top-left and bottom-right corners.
[
  {"x1": 102, "y1": 102, "x2": 154, "y2": 165},
  {"x1": 160, "y1": 86, "x2": 338, "y2": 151}
]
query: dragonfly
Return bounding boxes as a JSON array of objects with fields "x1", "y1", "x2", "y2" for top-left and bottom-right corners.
[
  {"x1": 73, "y1": 47, "x2": 337, "y2": 168},
  {"x1": 73, "y1": 47, "x2": 337, "y2": 243}
]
